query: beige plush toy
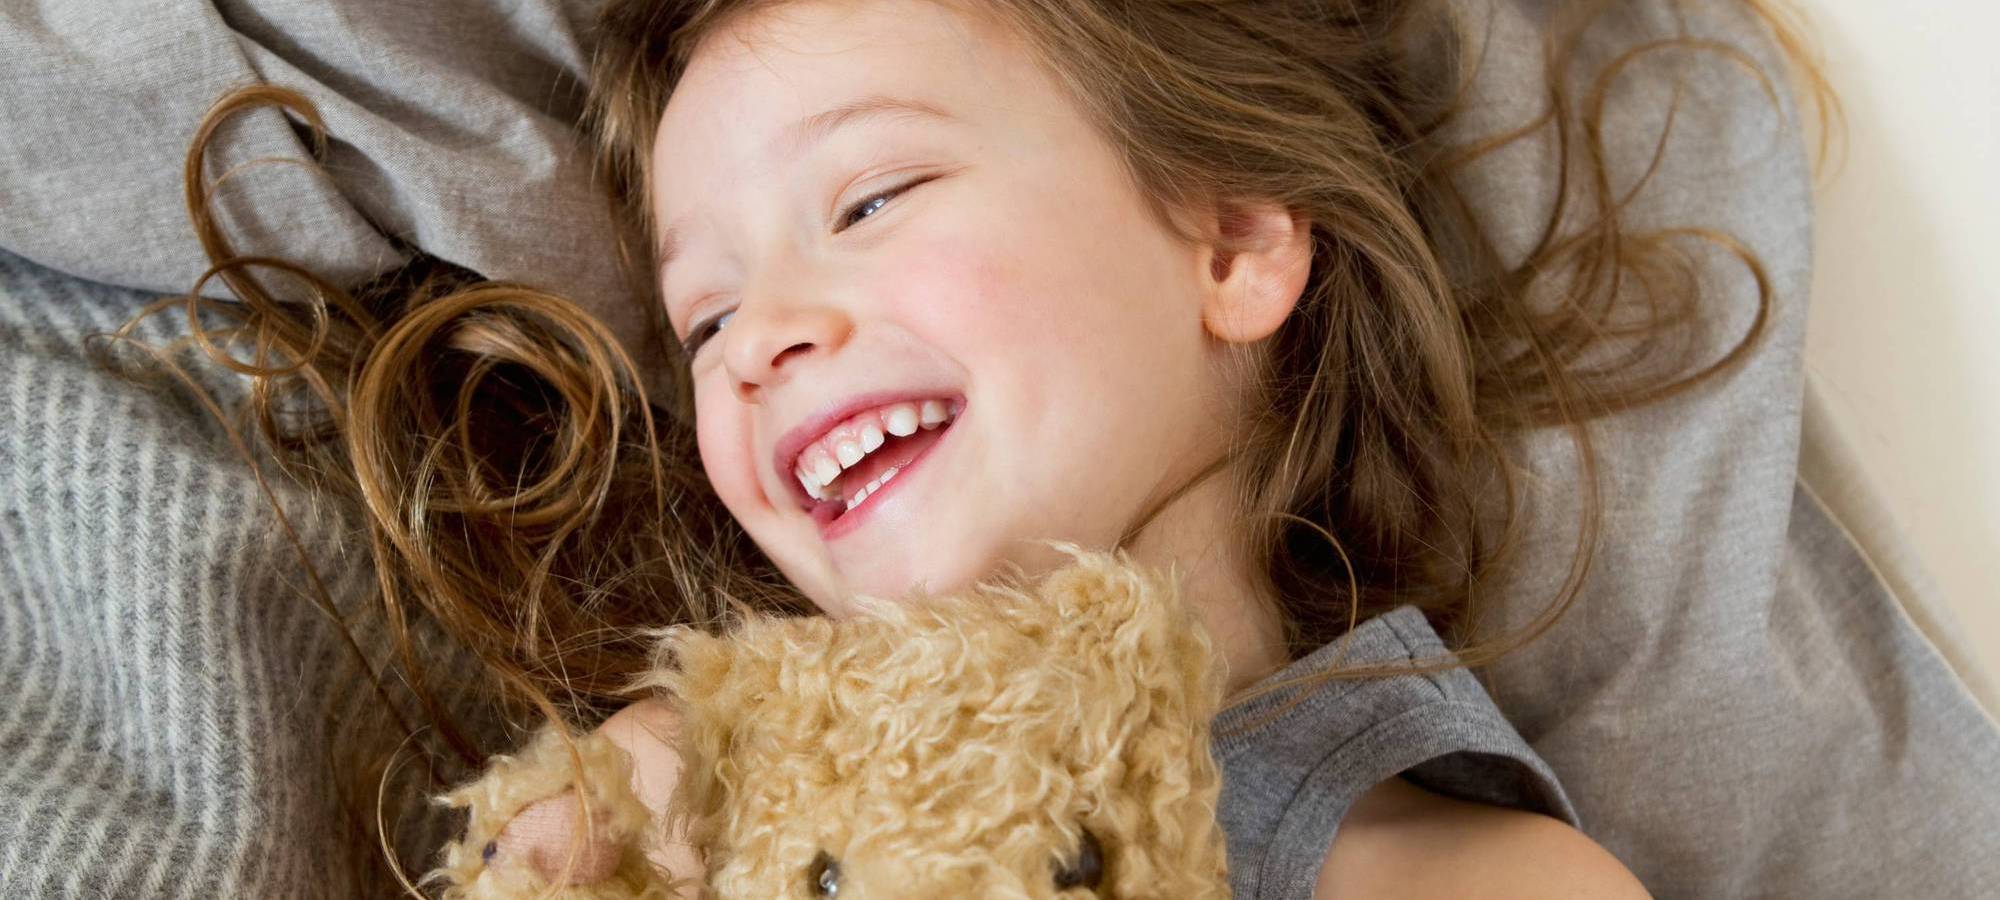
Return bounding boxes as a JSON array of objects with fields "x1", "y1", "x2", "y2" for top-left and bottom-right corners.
[{"x1": 432, "y1": 546, "x2": 1233, "y2": 898}]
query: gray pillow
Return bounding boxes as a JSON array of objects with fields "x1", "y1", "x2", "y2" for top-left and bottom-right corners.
[
  {"x1": 1455, "y1": 2, "x2": 2000, "y2": 895},
  {"x1": 0, "y1": 0, "x2": 647, "y2": 350}
]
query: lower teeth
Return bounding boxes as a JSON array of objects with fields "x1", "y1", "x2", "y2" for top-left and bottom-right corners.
[{"x1": 842, "y1": 465, "x2": 903, "y2": 512}]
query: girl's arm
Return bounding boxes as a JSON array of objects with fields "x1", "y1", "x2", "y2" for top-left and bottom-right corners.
[{"x1": 1317, "y1": 777, "x2": 1650, "y2": 899}]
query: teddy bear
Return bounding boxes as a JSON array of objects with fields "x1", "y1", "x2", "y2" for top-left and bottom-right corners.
[{"x1": 430, "y1": 545, "x2": 1233, "y2": 899}]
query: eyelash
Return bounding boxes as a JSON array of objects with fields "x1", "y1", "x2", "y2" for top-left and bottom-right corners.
[
  {"x1": 680, "y1": 175, "x2": 931, "y2": 359},
  {"x1": 681, "y1": 310, "x2": 730, "y2": 359},
  {"x1": 836, "y1": 177, "x2": 919, "y2": 231}
]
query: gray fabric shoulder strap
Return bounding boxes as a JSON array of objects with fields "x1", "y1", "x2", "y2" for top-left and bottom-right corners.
[{"x1": 1211, "y1": 605, "x2": 1575, "y2": 900}]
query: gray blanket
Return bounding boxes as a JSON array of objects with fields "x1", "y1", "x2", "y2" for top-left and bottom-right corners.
[
  {"x1": 2, "y1": 0, "x2": 1996, "y2": 897},
  {"x1": 0, "y1": 246, "x2": 484, "y2": 895}
]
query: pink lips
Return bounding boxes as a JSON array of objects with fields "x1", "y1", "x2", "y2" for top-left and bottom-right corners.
[{"x1": 771, "y1": 389, "x2": 966, "y2": 511}]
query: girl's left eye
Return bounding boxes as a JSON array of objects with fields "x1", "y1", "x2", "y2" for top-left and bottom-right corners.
[
  {"x1": 682, "y1": 309, "x2": 733, "y2": 358},
  {"x1": 836, "y1": 176, "x2": 930, "y2": 232},
  {"x1": 680, "y1": 175, "x2": 934, "y2": 360}
]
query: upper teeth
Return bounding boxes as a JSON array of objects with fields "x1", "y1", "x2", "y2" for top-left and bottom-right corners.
[{"x1": 794, "y1": 399, "x2": 957, "y2": 502}]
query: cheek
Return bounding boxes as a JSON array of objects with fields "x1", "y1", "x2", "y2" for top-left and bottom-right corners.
[
  {"x1": 922, "y1": 235, "x2": 1185, "y2": 394},
  {"x1": 873, "y1": 232, "x2": 1027, "y2": 345},
  {"x1": 870, "y1": 224, "x2": 1113, "y2": 397},
  {"x1": 692, "y1": 380, "x2": 761, "y2": 513}
]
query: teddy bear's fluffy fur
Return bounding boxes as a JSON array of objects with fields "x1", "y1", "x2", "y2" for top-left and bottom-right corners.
[{"x1": 434, "y1": 545, "x2": 1233, "y2": 899}]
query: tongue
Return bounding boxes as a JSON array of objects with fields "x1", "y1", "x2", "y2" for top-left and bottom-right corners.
[{"x1": 833, "y1": 424, "x2": 948, "y2": 502}]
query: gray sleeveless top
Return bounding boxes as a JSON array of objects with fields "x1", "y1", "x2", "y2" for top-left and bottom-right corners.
[{"x1": 1211, "y1": 605, "x2": 1577, "y2": 900}]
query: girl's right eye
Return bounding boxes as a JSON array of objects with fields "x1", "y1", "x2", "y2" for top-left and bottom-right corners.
[{"x1": 682, "y1": 309, "x2": 734, "y2": 358}]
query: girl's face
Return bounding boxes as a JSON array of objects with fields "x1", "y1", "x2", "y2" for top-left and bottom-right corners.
[{"x1": 651, "y1": 0, "x2": 1252, "y2": 617}]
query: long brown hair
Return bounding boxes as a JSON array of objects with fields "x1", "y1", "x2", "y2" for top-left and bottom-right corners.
[{"x1": 111, "y1": 0, "x2": 1833, "y2": 892}]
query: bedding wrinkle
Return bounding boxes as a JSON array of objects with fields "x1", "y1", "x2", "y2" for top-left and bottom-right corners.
[{"x1": 0, "y1": 0, "x2": 643, "y2": 371}]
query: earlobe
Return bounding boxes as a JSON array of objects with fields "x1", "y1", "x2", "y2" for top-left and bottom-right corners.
[{"x1": 1199, "y1": 200, "x2": 1313, "y2": 345}]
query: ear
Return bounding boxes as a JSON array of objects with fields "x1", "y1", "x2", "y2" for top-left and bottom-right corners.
[{"x1": 1195, "y1": 198, "x2": 1313, "y2": 344}]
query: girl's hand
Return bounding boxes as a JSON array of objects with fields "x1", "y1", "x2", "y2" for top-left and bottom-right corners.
[{"x1": 484, "y1": 699, "x2": 702, "y2": 891}]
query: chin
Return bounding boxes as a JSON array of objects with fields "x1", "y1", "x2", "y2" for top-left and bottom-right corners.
[{"x1": 822, "y1": 536, "x2": 1013, "y2": 614}]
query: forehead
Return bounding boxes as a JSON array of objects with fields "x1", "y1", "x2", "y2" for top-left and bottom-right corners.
[{"x1": 649, "y1": 0, "x2": 1042, "y2": 234}]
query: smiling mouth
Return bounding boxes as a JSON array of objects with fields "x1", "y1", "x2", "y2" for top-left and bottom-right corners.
[{"x1": 790, "y1": 398, "x2": 962, "y2": 531}]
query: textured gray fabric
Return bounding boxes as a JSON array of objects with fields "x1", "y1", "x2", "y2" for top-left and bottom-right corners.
[
  {"x1": 1214, "y1": 605, "x2": 1576, "y2": 900},
  {"x1": 0, "y1": 0, "x2": 650, "y2": 353},
  {"x1": 0, "y1": 247, "x2": 494, "y2": 897},
  {"x1": 1451, "y1": 2, "x2": 2000, "y2": 896},
  {"x1": 2, "y1": 0, "x2": 1998, "y2": 897}
]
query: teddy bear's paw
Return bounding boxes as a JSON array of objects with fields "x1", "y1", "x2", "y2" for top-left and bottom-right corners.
[{"x1": 426, "y1": 724, "x2": 687, "y2": 899}]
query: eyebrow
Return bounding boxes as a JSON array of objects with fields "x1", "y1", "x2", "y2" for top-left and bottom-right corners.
[{"x1": 654, "y1": 94, "x2": 955, "y2": 284}]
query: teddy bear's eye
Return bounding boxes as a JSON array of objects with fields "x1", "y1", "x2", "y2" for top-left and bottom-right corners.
[
  {"x1": 808, "y1": 850, "x2": 842, "y2": 897},
  {"x1": 1052, "y1": 827, "x2": 1105, "y2": 891}
]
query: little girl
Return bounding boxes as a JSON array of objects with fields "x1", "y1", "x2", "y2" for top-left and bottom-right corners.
[
  {"x1": 465, "y1": 0, "x2": 1726, "y2": 893},
  {"x1": 147, "y1": 0, "x2": 1808, "y2": 894}
]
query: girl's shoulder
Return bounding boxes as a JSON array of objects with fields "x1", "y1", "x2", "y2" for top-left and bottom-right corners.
[
  {"x1": 1212, "y1": 605, "x2": 1596, "y2": 897},
  {"x1": 1212, "y1": 605, "x2": 1573, "y2": 816}
]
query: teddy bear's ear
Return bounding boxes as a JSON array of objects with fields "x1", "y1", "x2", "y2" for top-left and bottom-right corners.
[
  {"x1": 641, "y1": 612, "x2": 847, "y2": 741},
  {"x1": 1031, "y1": 546, "x2": 1203, "y2": 652},
  {"x1": 630, "y1": 625, "x2": 720, "y2": 703},
  {"x1": 1023, "y1": 544, "x2": 1227, "y2": 715},
  {"x1": 643, "y1": 622, "x2": 764, "y2": 727}
]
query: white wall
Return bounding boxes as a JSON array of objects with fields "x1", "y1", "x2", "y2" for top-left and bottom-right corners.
[{"x1": 1804, "y1": 2, "x2": 1999, "y2": 674}]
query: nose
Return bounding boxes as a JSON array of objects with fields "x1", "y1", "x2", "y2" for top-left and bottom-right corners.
[{"x1": 719, "y1": 288, "x2": 854, "y2": 402}]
